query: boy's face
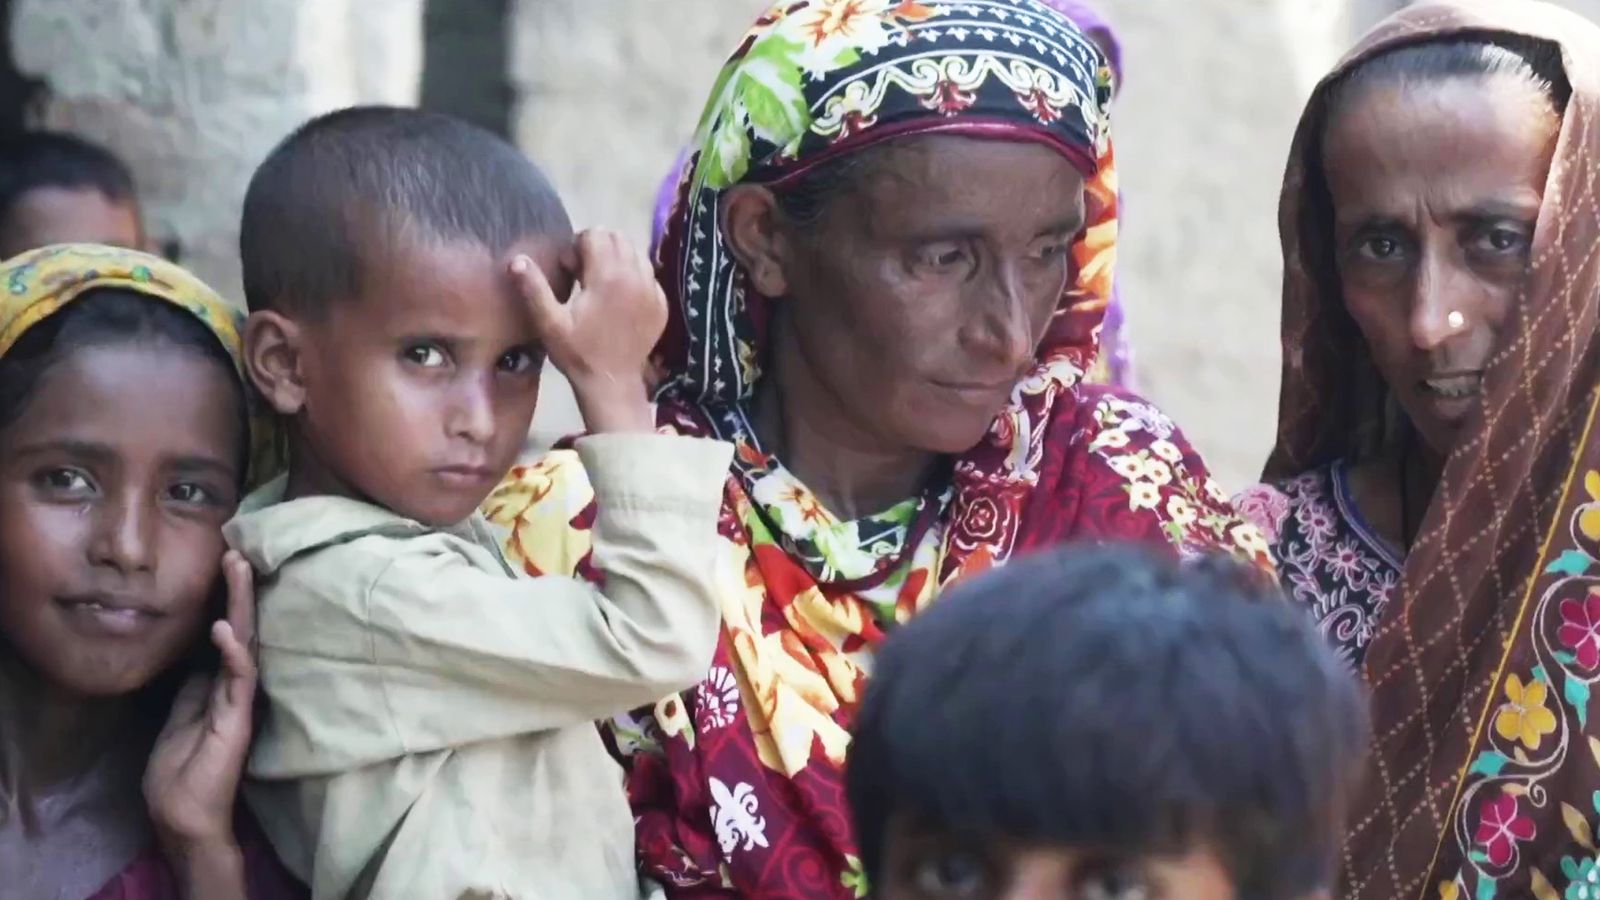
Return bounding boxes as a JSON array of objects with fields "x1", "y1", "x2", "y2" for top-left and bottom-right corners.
[
  {"x1": 879, "y1": 819, "x2": 1238, "y2": 900},
  {"x1": 0, "y1": 186, "x2": 144, "y2": 259},
  {"x1": 286, "y1": 232, "x2": 572, "y2": 526}
]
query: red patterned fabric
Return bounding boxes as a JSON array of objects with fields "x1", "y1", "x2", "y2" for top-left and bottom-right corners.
[
  {"x1": 85, "y1": 816, "x2": 304, "y2": 900},
  {"x1": 486, "y1": 1, "x2": 1270, "y2": 896}
]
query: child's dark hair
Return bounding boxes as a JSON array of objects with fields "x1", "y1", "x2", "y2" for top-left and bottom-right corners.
[
  {"x1": 0, "y1": 132, "x2": 139, "y2": 236},
  {"x1": 0, "y1": 289, "x2": 246, "y2": 477},
  {"x1": 240, "y1": 105, "x2": 572, "y2": 316},
  {"x1": 847, "y1": 545, "x2": 1369, "y2": 900}
]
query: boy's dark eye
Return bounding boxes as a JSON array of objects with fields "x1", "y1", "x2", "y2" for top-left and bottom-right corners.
[
  {"x1": 498, "y1": 348, "x2": 538, "y2": 375},
  {"x1": 910, "y1": 850, "x2": 990, "y2": 897},
  {"x1": 1076, "y1": 857, "x2": 1153, "y2": 900}
]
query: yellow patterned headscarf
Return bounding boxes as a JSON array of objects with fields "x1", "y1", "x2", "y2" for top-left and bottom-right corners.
[{"x1": 0, "y1": 243, "x2": 282, "y2": 488}]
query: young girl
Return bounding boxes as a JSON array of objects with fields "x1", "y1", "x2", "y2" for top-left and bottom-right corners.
[{"x1": 0, "y1": 244, "x2": 300, "y2": 899}]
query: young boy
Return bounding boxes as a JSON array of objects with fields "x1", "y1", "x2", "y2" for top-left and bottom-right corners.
[
  {"x1": 0, "y1": 131, "x2": 145, "y2": 257},
  {"x1": 848, "y1": 546, "x2": 1369, "y2": 900},
  {"x1": 226, "y1": 106, "x2": 734, "y2": 899}
]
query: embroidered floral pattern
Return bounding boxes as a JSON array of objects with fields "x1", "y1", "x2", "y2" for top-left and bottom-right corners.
[
  {"x1": 1236, "y1": 461, "x2": 1400, "y2": 665},
  {"x1": 1475, "y1": 794, "x2": 1536, "y2": 869}
]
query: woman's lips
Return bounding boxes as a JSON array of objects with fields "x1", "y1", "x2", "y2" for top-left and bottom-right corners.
[{"x1": 1421, "y1": 371, "x2": 1484, "y2": 400}]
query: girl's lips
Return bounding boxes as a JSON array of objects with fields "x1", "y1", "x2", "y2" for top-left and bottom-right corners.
[{"x1": 55, "y1": 595, "x2": 163, "y2": 637}]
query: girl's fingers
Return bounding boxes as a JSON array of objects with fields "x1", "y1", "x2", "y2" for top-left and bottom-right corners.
[{"x1": 222, "y1": 551, "x2": 256, "y2": 655}]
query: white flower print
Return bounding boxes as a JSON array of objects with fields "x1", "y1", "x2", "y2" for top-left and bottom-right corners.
[
  {"x1": 698, "y1": 666, "x2": 742, "y2": 731},
  {"x1": 1108, "y1": 454, "x2": 1145, "y2": 482},
  {"x1": 710, "y1": 777, "x2": 770, "y2": 855},
  {"x1": 1129, "y1": 482, "x2": 1161, "y2": 511},
  {"x1": 1090, "y1": 428, "x2": 1131, "y2": 452},
  {"x1": 1166, "y1": 494, "x2": 1197, "y2": 527},
  {"x1": 1144, "y1": 460, "x2": 1173, "y2": 487},
  {"x1": 1151, "y1": 439, "x2": 1184, "y2": 464}
]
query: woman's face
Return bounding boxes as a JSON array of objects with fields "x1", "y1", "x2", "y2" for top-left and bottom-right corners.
[
  {"x1": 0, "y1": 341, "x2": 243, "y2": 698},
  {"x1": 1323, "y1": 74, "x2": 1560, "y2": 457},
  {"x1": 749, "y1": 134, "x2": 1087, "y2": 455}
]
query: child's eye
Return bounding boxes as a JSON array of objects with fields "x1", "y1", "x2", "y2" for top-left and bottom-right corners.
[
  {"x1": 402, "y1": 344, "x2": 449, "y2": 368},
  {"x1": 35, "y1": 467, "x2": 94, "y2": 496},
  {"x1": 166, "y1": 482, "x2": 217, "y2": 506},
  {"x1": 498, "y1": 348, "x2": 539, "y2": 375},
  {"x1": 910, "y1": 851, "x2": 990, "y2": 896},
  {"x1": 1077, "y1": 858, "x2": 1153, "y2": 900}
]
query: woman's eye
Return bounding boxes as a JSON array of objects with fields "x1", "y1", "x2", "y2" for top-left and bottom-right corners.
[
  {"x1": 37, "y1": 468, "x2": 92, "y2": 494},
  {"x1": 918, "y1": 244, "x2": 971, "y2": 270},
  {"x1": 403, "y1": 344, "x2": 448, "y2": 368},
  {"x1": 498, "y1": 349, "x2": 538, "y2": 375},
  {"x1": 1479, "y1": 226, "x2": 1530, "y2": 254},
  {"x1": 1033, "y1": 240, "x2": 1072, "y2": 262},
  {"x1": 910, "y1": 851, "x2": 990, "y2": 897},
  {"x1": 1358, "y1": 235, "x2": 1401, "y2": 261}
]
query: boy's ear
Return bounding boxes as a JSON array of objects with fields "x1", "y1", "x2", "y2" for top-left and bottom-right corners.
[{"x1": 244, "y1": 310, "x2": 308, "y2": 416}]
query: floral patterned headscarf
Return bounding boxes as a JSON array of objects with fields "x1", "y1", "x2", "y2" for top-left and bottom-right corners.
[
  {"x1": 0, "y1": 243, "x2": 281, "y2": 488},
  {"x1": 488, "y1": 3, "x2": 1266, "y2": 897}
]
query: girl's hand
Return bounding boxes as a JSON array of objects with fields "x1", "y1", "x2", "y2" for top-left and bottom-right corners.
[
  {"x1": 144, "y1": 551, "x2": 258, "y2": 854},
  {"x1": 512, "y1": 229, "x2": 665, "y2": 434}
]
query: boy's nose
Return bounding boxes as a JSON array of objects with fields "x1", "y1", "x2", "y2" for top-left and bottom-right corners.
[{"x1": 447, "y1": 377, "x2": 497, "y2": 444}]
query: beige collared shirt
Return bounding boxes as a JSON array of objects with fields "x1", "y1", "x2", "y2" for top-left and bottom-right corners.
[{"x1": 225, "y1": 433, "x2": 734, "y2": 900}]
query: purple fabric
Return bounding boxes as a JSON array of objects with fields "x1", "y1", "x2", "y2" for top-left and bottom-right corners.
[{"x1": 1038, "y1": 0, "x2": 1122, "y2": 83}]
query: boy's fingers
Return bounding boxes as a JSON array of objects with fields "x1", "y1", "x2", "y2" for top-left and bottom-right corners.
[{"x1": 512, "y1": 256, "x2": 567, "y2": 337}]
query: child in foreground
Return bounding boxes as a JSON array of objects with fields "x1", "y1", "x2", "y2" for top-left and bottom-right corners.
[
  {"x1": 848, "y1": 545, "x2": 1369, "y2": 900},
  {"x1": 225, "y1": 107, "x2": 733, "y2": 899}
]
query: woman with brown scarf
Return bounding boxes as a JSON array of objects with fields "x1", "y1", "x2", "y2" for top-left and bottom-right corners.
[{"x1": 1237, "y1": 1, "x2": 1600, "y2": 896}]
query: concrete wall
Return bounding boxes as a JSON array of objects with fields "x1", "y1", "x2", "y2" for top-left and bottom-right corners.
[
  {"x1": 10, "y1": 0, "x2": 423, "y2": 300},
  {"x1": 15, "y1": 0, "x2": 1598, "y2": 491}
]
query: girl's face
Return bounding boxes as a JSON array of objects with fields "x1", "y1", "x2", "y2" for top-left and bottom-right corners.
[{"x1": 0, "y1": 340, "x2": 243, "y2": 697}]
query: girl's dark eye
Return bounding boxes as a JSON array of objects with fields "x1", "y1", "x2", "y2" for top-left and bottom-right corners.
[
  {"x1": 167, "y1": 482, "x2": 215, "y2": 506},
  {"x1": 403, "y1": 344, "x2": 448, "y2": 368},
  {"x1": 38, "y1": 468, "x2": 93, "y2": 494}
]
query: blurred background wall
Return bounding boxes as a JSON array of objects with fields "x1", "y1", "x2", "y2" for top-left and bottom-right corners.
[{"x1": 4, "y1": 0, "x2": 1594, "y2": 491}]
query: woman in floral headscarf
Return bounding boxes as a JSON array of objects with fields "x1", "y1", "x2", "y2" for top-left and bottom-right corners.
[
  {"x1": 650, "y1": 0, "x2": 1137, "y2": 390},
  {"x1": 489, "y1": 2, "x2": 1267, "y2": 896}
]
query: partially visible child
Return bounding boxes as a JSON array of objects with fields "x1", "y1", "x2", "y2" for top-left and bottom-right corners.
[
  {"x1": 227, "y1": 107, "x2": 733, "y2": 899},
  {"x1": 0, "y1": 132, "x2": 145, "y2": 257},
  {"x1": 0, "y1": 244, "x2": 299, "y2": 899},
  {"x1": 848, "y1": 545, "x2": 1368, "y2": 900}
]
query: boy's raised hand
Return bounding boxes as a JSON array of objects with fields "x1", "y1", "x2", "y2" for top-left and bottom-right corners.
[{"x1": 511, "y1": 229, "x2": 664, "y2": 434}]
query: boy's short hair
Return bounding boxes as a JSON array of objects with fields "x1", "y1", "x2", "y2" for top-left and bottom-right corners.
[
  {"x1": 240, "y1": 105, "x2": 571, "y2": 315},
  {"x1": 848, "y1": 545, "x2": 1368, "y2": 899},
  {"x1": 0, "y1": 131, "x2": 139, "y2": 223}
]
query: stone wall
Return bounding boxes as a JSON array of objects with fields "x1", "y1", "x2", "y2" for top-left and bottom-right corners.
[
  {"x1": 13, "y1": 0, "x2": 1598, "y2": 490},
  {"x1": 10, "y1": 0, "x2": 423, "y2": 299}
]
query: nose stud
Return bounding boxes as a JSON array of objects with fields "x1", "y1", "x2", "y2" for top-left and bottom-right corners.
[{"x1": 1447, "y1": 310, "x2": 1466, "y2": 331}]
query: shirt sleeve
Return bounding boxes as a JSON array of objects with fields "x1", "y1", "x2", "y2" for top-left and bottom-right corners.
[{"x1": 257, "y1": 434, "x2": 734, "y2": 771}]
